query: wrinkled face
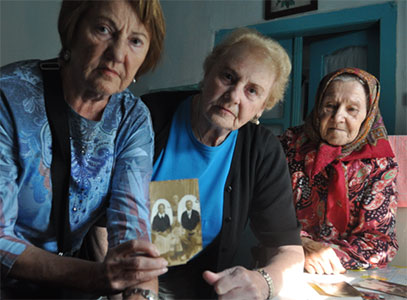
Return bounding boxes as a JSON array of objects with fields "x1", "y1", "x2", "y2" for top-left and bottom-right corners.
[
  {"x1": 69, "y1": 0, "x2": 150, "y2": 96},
  {"x1": 158, "y1": 204, "x2": 165, "y2": 214},
  {"x1": 319, "y1": 80, "x2": 368, "y2": 146},
  {"x1": 199, "y1": 44, "x2": 276, "y2": 133},
  {"x1": 186, "y1": 200, "x2": 193, "y2": 210}
]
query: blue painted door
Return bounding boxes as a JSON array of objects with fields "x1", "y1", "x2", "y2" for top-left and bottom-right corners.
[
  {"x1": 259, "y1": 38, "x2": 293, "y2": 135},
  {"x1": 307, "y1": 27, "x2": 379, "y2": 114}
]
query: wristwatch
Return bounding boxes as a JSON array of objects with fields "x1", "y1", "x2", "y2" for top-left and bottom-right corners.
[{"x1": 123, "y1": 288, "x2": 158, "y2": 300}]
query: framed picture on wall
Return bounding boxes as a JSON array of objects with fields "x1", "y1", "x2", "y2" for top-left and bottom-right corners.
[{"x1": 265, "y1": 0, "x2": 318, "y2": 20}]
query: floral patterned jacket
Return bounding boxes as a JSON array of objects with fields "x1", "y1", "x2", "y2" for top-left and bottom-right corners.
[{"x1": 280, "y1": 126, "x2": 399, "y2": 269}]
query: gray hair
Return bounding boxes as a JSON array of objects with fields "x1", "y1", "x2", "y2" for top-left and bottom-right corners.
[
  {"x1": 203, "y1": 27, "x2": 292, "y2": 110},
  {"x1": 331, "y1": 73, "x2": 369, "y2": 107}
]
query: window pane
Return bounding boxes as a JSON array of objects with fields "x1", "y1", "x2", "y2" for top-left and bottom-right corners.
[{"x1": 324, "y1": 46, "x2": 367, "y2": 75}]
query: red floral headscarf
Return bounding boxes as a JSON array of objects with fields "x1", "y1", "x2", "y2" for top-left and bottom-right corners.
[{"x1": 303, "y1": 68, "x2": 394, "y2": 233}]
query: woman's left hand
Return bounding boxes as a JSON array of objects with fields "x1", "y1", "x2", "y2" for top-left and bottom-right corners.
[
  {"x1": 102, "y1": 239, "x2": 167, "y2": 293},
  {"x1": 203, "y1": 266, "x2": 268, "y2": 300}
]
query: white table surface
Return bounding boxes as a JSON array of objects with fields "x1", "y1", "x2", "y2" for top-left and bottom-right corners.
[{"x1": 274, "y1": 265, "x2": 407, "y2": 300}]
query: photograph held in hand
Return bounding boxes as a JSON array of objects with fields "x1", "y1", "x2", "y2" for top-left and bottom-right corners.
[{"x1": 150, "y1": 179, "x2": 203, "y2": 266}]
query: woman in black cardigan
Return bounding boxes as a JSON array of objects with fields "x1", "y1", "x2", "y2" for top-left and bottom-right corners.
[{"x1": 142, "y1": 28, "x2": 304, "y2": 300}]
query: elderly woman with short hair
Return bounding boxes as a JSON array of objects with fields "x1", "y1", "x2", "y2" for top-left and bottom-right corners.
[
  {"x1": 142, "y1": 28, "x2": 304, "y2": 300},
  {"x1": 0, "y1": 0, "x2": 167, "y2": 298},
  {"x1": 279, "y1": 68, "x2": 398, "y2": 275}
]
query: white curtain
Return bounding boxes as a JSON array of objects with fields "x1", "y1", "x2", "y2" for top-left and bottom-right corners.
[{"x1": 324, "y1": 46, "x2": 367, "y2": 75}]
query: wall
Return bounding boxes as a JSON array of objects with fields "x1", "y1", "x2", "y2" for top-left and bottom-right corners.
[
  {"x1": 392, "y1": 207, "x2": 407, "y2": 266},
  {"x1": 0, "y1": 1, "x2": 60, "y2": 65},
  {"x1": 1, "y1": 0, "x2": 405, "y2": 133},
  {"x1": 394, "y1": 0, "x2": 407, "y2": 135}
]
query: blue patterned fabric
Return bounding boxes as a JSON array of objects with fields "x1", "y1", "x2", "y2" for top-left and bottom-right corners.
[{"x1": 0, "y1": 60, "x2": 154, "y2": 275}]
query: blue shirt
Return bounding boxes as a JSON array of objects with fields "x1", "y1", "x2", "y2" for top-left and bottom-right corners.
[
  {"x1": 0, "y1": 60, "x2": 154, "y2": 274},
  {"x1": 152, "y1": 98, "x2": 237, "y2": 247}
]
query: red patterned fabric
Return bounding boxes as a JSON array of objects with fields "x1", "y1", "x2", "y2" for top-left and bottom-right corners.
[
  {"x1": 304, "y1": 68, "x2": 395, "y2": 233},
  {"x1": 280, "y1": 126, "x2": 398, "y2": 269},
  {"x1": 279, "y1": 68, "x2": 399, "y2": 269}
]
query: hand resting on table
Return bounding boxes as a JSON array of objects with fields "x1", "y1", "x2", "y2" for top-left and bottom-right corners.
[{"x1": 302, "y1": 237, "x2": 346, "y2": 275}]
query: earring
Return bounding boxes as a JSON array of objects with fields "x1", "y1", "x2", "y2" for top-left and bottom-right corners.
[
  {"x1": 132, "y1": 78, "x2": 137, "y2": 84},
  {"x1": 62, "y1": 49, "x2": 71, "y2": 62},
  {"x1": 252, "y1": 116, "x2": 260, "y2": 125}
]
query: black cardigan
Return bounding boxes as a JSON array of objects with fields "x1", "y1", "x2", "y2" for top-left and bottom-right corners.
[{"x1": 142, "y1": 91, "x2": 301, "y2": 297}]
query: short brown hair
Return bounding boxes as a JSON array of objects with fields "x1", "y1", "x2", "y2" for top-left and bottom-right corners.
[
  {"x1": 203, "y1": 28, "x2": 291, "y2": 110},
  {"x1": 58, "y1": 0, "x2": 166, "y2": 77}
]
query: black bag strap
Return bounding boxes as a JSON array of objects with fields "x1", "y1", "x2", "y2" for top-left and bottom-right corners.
[{"x1": 40, "y1": 59, "x2": 72, "y2": 255}]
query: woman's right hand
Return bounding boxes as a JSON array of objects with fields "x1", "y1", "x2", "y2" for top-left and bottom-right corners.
[
  {"x1": 102, "y1": 239, "x2": 168, "y2": 294},
  {"x1": 302, "y1": 237, "x2": 346, "y2": 275}
]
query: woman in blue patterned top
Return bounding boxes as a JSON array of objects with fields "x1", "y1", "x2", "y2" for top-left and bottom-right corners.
[{"x1": 0, "y1": 0, "x2": 167, "y2": 298}]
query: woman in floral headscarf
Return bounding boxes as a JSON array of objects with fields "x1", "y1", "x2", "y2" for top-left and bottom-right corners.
[{"x1": 279, "y1": 68, "x2": 398, "y2": 274}]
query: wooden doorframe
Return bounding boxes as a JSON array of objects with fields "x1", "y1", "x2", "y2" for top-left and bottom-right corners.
[{"x1": 216, "y1": 2, "x2": 397, "y2": 133}]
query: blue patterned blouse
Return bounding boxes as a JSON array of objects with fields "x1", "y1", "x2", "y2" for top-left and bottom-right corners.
[{"x1": 0, "y1": 60, "x2": 154, "y2": 274}]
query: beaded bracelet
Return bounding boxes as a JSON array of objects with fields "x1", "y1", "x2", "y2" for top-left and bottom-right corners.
[{"x1": 256, "y1": 268, "x2": 274, "y2": 300}]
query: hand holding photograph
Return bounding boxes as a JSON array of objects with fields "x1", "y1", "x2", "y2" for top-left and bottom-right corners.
[{"x1": 149, "y1": 179, "x2": 203, "y2": 266}]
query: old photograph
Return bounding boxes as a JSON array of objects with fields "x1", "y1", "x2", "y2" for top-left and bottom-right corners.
[{"x1": 150, "y1": 179, "x2": 203, "y2": 266}]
